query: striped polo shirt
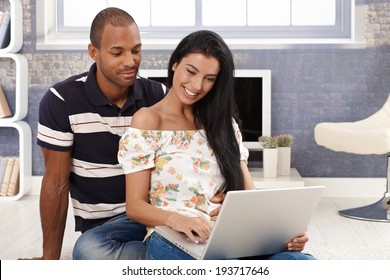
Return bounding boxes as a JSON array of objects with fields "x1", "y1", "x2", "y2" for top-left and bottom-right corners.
[{"x1": 37, "y1": 63, "x2": 167, "y2": 232}]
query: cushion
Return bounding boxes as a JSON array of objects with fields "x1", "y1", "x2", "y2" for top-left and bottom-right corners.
[{"x1": 314, "y1": 95, "x2": 390, "y2": 155}]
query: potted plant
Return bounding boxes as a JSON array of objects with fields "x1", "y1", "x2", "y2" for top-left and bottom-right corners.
[
  {"x1": 258, "y1": 136, "x2": 278, "y2": 178},
  {"x1": 276, "y1": 134, "x2": 294, "y2": 176},
  {"x1": 276, "y1": 134, "x2": 294, "y2": 148},
  {"x1": 258, "y1": 135, "x2": 278, "y2": 149}
]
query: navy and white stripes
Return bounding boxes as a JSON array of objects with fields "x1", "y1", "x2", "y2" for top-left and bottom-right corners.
[{"x1": 37, "y1": 63, "x2": 167, "y2": 232}]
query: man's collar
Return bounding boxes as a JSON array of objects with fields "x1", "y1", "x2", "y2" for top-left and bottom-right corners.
[{"x1": 85, "y1": 63, "x2": 110, "y2": 106}]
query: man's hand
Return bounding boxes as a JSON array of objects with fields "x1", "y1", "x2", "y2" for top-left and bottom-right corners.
[
  {"x1": 286, "y1": 232, "x2": 309, "y2": 252},
  {"x1": 209, "y1": 192, "x2": 225, "y2": 221}
]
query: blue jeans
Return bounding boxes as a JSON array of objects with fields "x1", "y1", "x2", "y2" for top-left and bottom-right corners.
[
  {"x1": 72, "y1": 213, "x2": 146, "y2": 260},
  {"x1": 146, "y1": 232, "x2": 317, "y2": 260}
]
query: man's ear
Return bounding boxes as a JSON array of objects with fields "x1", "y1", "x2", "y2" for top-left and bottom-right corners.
[{"x1": 88, "y1": 43, "x2": 98, "y2": 61}]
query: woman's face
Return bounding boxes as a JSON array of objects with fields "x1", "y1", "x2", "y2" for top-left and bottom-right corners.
[{"x1": 171, "y1": 53, "x2": 220, "y2": 105}]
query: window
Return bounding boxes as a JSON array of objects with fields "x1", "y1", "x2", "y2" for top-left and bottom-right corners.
[{"x1": 36, "y1": 0, "x2": 365, "y2": 50}]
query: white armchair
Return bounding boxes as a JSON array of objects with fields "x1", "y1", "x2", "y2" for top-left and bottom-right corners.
[{"x1": 314, "y1": 95, "x2": 390, "y2": 222}]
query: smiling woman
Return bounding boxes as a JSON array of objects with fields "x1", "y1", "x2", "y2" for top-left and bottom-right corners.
[{"x1": 117, "y1": 30, "x2": 316, "y2": 260}]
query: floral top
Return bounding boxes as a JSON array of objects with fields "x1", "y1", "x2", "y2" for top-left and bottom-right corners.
[{"x1": 118, "y1": 122, "x2": 249, "y2": 221}]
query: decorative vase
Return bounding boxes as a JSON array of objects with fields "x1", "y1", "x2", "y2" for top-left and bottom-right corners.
[
  {"x1": 263, "y1": 148, "x2": 278, "y2": 178},
  {"x1": 277, "y1": 147, "x2": 291, "y2": 176}
]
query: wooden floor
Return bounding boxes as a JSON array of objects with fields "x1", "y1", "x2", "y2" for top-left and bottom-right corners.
[{"x1": 1, "y1": 196, "x2": 390, "y2": 260}]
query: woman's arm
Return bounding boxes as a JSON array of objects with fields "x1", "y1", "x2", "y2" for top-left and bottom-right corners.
[
  {"x1": 125, "y1": 169, "x2": 167, "y2": 226},
  {"x1": 125, "y1": 171, "x2": 212, "y2": 243}
]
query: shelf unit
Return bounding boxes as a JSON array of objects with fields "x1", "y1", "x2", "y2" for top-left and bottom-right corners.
[
  {"x1": 0, "y1": 0, "x2": 23, "y2": 54},
  {"x1": 0, "y1": 53, "x2": 28, "y2": 122},
  {"x1": 0, "y1": 0, "x2": 31, "y2": 200},
  {"x1": 0, "y1": 122, "x2": 32, "y2": 200}
]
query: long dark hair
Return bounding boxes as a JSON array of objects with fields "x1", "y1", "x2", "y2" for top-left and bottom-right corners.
[{"x1": 167, "y1": 30, "x2": 244, "y2": 193}]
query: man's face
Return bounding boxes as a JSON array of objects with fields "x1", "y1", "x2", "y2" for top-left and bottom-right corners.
[{"x1": 89, "y1": 24, "x2": 142, "y2": 91}]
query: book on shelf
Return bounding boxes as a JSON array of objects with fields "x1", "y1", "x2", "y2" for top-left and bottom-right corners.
[
  {"x1": 6, "y1": 157, "x2": 20, "y2": 196},
  {"x1": 0, "y1": 157, "x2": 15, "y2": 196},
  {"x1": 0, "y1": 156, "x2": 8, "y2": 184},
  {"x1": 0, "y1": 84, "x2": 12, "y2": 118},
  {"x1": 0, "y1": 10, "x2": 10, "y2": 49}
]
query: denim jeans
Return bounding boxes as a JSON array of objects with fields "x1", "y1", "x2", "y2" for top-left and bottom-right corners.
[
  {"x1": 146, "y1": 232, "x2": 317, "y2": 260},
  {"x1": 146, "y1": 232, "x2": 195, "y2": 260},
  {"x1": 72, "y1": 213, "x2": 146, "y2": 260}
]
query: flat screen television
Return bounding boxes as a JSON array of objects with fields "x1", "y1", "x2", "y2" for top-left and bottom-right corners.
[{"x1": 139, "y1": 69, "x2": 271, "y2": 167}]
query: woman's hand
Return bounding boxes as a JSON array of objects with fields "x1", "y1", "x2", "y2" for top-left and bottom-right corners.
[{"x1": 166, "y1": 212, "x2": 213, "y2": 244}]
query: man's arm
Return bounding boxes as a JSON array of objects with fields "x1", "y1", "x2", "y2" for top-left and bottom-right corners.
[
  {"x1": 286, "y1": 232, "x2": 309, "y2": 252},
  {"x1": 40, "y1": 147, "x2": 72, "y2": 260},
  {"x1": 210, "y1": 161, "x2": 254, "y2": 220},
  {"x1": 241, "y1": 161, "x2": 256, "y2": 190}
]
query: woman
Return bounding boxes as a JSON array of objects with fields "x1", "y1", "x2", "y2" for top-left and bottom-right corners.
[{"x1": 118, "y1": 30, "x2": 314, "y2": 260}]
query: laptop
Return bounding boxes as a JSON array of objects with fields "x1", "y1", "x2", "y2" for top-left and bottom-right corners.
[{"x1": 154, "y1": 186, "x2": 325, "y2": 260}]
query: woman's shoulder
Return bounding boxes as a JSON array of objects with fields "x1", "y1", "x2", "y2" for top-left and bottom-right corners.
[{"x1": 131, "y1": 107, "x2": 161, "y2": 130}]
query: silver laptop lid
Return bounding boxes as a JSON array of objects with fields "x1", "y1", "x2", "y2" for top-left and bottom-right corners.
[
  {"x1": 154, "y1": 186, "x2": 325, "y2": 260},
  {"x1": 201, "y1": 186, "x2": 325, "y2": 259}
]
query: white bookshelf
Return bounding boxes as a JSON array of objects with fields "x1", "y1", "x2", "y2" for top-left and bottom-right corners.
[
  {"x1": 0, "y1": 0, "x2": 23, "y2": 53},
  {"x1": 0, "y1": 0, "x2": 31, "y2": 200},
  {"x1": 0, "y1": 53, "x2": 28, "y2": 122},
  {"x1": 0, "y1": 121, "x2": 32, "y2": 200}
]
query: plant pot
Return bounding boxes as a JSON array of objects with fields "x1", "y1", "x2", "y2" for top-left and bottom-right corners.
[
  {"x1": 277, "y1": 146, "x2": 291, "y2": 176},
  {"x1": 263, "y1": 148, "x2": 278, "y2": 178}
]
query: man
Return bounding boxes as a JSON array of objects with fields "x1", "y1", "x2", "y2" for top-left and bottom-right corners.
[{"x1": 33, "y1": 7, "x2": 167, "y2": 259}]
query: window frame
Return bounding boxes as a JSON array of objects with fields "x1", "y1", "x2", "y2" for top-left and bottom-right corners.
[{"x1": 36, "y1": 0, "x2": 365, "y2": 51}]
